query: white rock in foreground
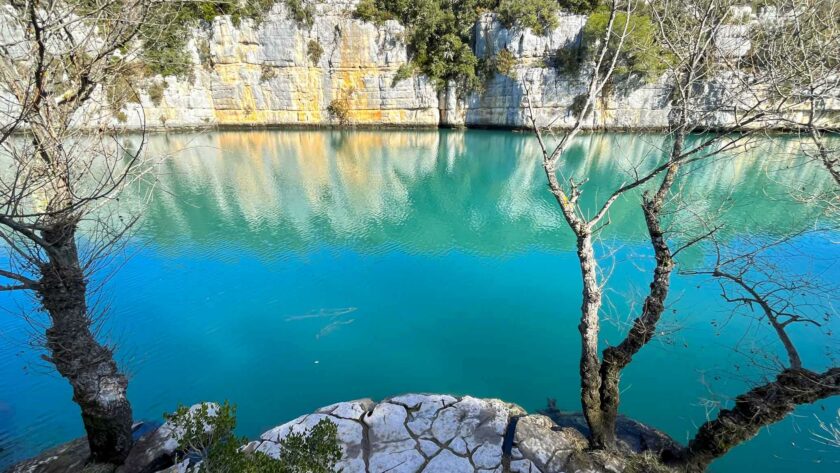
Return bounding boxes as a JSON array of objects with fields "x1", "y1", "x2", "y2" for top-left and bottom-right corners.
[
  {"x1": 8, "y1": 394, "x2": 679, "y2": 473},
  {"x1": 253, "y1": 393, "x2": 605, "y2": 473}
]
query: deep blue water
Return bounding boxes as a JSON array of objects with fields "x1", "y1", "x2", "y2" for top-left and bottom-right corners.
[{"x1": 0, "y1": 129, "x2": 838, "y2": 471}]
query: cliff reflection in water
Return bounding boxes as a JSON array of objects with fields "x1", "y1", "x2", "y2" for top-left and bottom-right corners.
[
  {"x1": 1, "y1": 129, "x2": 837, "y2": 472},
  {"x1": 133, "y1": 129, "x2": 833, "y2": 255}
]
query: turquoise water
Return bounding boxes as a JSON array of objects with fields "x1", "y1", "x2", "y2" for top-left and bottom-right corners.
[{"x1": 0, "y1": 129, "x2": 837, "y2": 471}]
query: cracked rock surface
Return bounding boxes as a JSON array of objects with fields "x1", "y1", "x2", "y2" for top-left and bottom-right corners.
[
  {"x1": 7, "y1": 395, "x2": 663, "y2": 473},
  {"x1": 251, "y1": 394, "x2": 608, "y2": 473}
]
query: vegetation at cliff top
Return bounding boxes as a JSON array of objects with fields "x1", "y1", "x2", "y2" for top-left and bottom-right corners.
[
  {"x1": 166, "y1": 401, "x2": 341, "y2": 472},
  {"x1": 141, "y1": 0, "x2": 276, "y2": 78},
  {"x1": 284, "y1": 0, "x2": 316, "y2": 26},
  {"x1": 581, "y1": 5, "x2": 669, "y2": 83},
  {"x1": 135, "y1": 0, "x2": 662, "y2": 92},
  {"x1": 353, "y1": 0, "x2": 581, "y2": 91},
  {"x1": 352, "y1": 0, "x2": 668, "y2": 92},
  {"x1": 139, "y1": 0, "x2": 317, "y2": 78}
]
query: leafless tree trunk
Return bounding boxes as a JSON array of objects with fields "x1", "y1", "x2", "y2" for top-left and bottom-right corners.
[
  {"x1": 524, "y1": 2, "x2": 636, "y2": 447},
  {"x1": 39, "y1": 220, "x2": 135, "y2": 463},
  {"x1": 0, "y1": 0, "x2": 152, "y2": 464},
  {"x1": 672, "y1": 229, "x2": 839, "y2": 470},
  {"x1": 598, "y1": 157, "x2": 680, "y2": 447},
  {"x1": 525, "y1": 0, "x2": 765, "y2": 452},
  {"x1": 676, "y1": 367, "x2": 840, "y2": 472}
]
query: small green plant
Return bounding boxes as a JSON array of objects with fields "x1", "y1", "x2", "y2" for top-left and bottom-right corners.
[
  {"x1": 307, "y1": 40, "x2": 323, "y2": 64},
  {"x1": 582, "y1": 6, "x2": 669, "y2": 83},
  {"x1": 352, "y1": 0, "x2": 575, "y2": 92},
  {"x1": 196, "y1": 38, "x2": 213, "y2": 71},
  {"x1": 544, "y1": 46, "x2": 583, "y2": 75},
  {"x1": 391, "y1": 63, "x2": 416, "y2": 86},
  {"x1": 558, "y1": 0, "x2": 601, "y2": 14},
  {"x1": 147, "y1": 82, "x2": 167, "y2": 107},
  {"x1": 496, "y1": 0, "x2": 559, "y2": 35},
  {"x1": 327, "y1": 96, "x2": 351, "y2": 124},
  {"x1": 353, "y1": 0, "x2": 393, "y2": 24},
  {"x1": 115, "y1": 111, "x2": 128, "y2": 123},
  {"x1": 261, "y1": 65, "x2": 277, "y2": 82},
  {"x1": 285, "y1": 0, "x2": 315, "y2": 26},
  {"x1": 493, "y1": 49, "x2": 518, "y2": 77},
  {"x1": 140, "y1": 1, "x2": 275, "y2": 78},
  {"x1": 165, "y1": 403, "x2": 235, "y2": 461},
  {"x1": 165, "y1": 401, "x2": 341, "y2": 473}
]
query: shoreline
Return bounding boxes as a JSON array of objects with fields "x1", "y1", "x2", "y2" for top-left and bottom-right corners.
[
  {"x1": 9, "y1": 123, "x2": 838, "y2": 138},
  {"x1": 6, "y1": 394, "x2": 680, "y2": 473}
]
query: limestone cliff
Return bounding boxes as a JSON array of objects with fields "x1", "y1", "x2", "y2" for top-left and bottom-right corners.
[
  {"x1": 125, "y1": 1, "x2": 439, "y2": 129},
  {"x1": 101, "y1": 1, "x2": 838, "y2": 130}
]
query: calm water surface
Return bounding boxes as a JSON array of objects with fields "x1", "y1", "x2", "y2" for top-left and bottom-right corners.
[{"x1": 0, "y1": 129, "x2": 838, "y2": 471}]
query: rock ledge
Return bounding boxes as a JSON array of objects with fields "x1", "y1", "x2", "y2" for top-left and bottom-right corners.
[{"x1": 7, "y1": 394, "x2": 678, "y2": 473}]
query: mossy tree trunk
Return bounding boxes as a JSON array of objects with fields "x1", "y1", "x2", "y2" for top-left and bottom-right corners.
[
  {"x1": 669, "y1": 368, "x2": 840, "y2": 472},
  {"x1": 38, "y1": 220, "x2": 134, "y2": 463}
]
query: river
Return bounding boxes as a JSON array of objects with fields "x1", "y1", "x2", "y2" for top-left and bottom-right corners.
[{"x1": 0, "y1": 129, "x2": 837, "y2": 471}]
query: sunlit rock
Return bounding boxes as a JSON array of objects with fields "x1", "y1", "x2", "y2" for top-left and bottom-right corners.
[
  {"x1": 422, "y1": 449, "x2": 473, "y2": 472},
  {"x1": 4, "y1": 2, "x2": 827, "y2": 131}
]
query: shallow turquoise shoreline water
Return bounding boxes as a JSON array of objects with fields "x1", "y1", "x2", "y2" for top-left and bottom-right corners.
[{"x1": 0, "y1": 129, "x2": 837, "y2": 471}]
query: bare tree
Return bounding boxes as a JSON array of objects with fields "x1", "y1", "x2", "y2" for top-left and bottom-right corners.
[
  {"x1": 748, "y1": 0, "x2": 840, "y2": 186},
  {"x1": 524, "y1": 0, "x2": 644, "y2": 449},
  {"x1": 0, "y1": 0, "x2": 151, "y2": 464},
  {"x1": 524, "y1": 0, "x2": 764, "y2": 452},
  {"x1": 673, "y1": 231, "x2": 839, "y2": 471},
  {"x1": 524, "y1": 0, "x2": 840, "y2": 468}
]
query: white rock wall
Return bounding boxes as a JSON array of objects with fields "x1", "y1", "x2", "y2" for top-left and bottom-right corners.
[
  {"x1": 249, "y1": 394, "x2": 597, "y2": 473},
  {"x1": 3, "y1": 2, "x2": 836, "y2": 130},
  {"x1": 121, "y1": 0, "x2": 439, "y2": 129}
]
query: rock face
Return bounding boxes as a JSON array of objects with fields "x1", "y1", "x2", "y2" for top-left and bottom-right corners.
[
  {"x1": 255, "y1": 394, "x2": 523, "y2": 473},
  {"x1": 250, "y1": 394, "x2": 650, "y2": 473},
  {"x1": 54, "y1": 1, "x2": 832, "y2": 130},
  {"x1": 122, "y1": 0, "x2": 439, "y2": 130},
  {"x1": 6, "y1": 395, "x2": 679, "y2": 473},
  {"x1": 117, "y1": 2, "x2": 683, "y2": 130}
]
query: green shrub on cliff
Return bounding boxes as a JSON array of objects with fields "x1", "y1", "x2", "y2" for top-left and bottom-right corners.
[
  {"x1": 166, "y1": 401, "x2": 341, "y2": 473},
  {"x1": 354, "y1": 0, "x2": 564, "y2": 91},
  {"x1": 496, "y1": 0, "x2": 559, "y2": 35},
  {"x1": 560, "y1": 0, "x2": 602, "y2": 14},
  {"x1": 328, "y1": 96, "x2": 352, "y2": 124},
  {"x1": 581, "y1": 6, "x2": 668, "y2": 83},
  {"x1": 353, "y1": 0, "x2": 483, "y2": 90},
  {"x1": 480, "y1": 48, "x2": 519, "y2": 79},
  {"x1": 308, "y1": 40, "x2": 324, "y2": 64},
  {"x1": 351, "y1": 1, "x2": 614, "y2": 91},
  {"x1": 284, "y1": 0, "x2": 315, "y2": 26},
  {"x1": 147, "y1": 82, "x2": 166, "y2": 107},
  {"x1": 141, "y1": 1, "x2": 275, "y2": 78}
]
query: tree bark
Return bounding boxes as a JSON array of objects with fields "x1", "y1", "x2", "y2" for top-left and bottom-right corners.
[
  {"x1": 596, "y1": 125, "x2": 683, "y2": 449},
  {"x1": 598, "y1": 191, "x2": 675, "y2": 449},
  {"x1": 576, "y1": 232, "x2": 608, "y2": 448},
  {"x1": 668, "y1": 368, "x2": 840, "y2": 472},
  {"x1": 38, "y1": 222, "x2": 133, "y2": 464}
]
